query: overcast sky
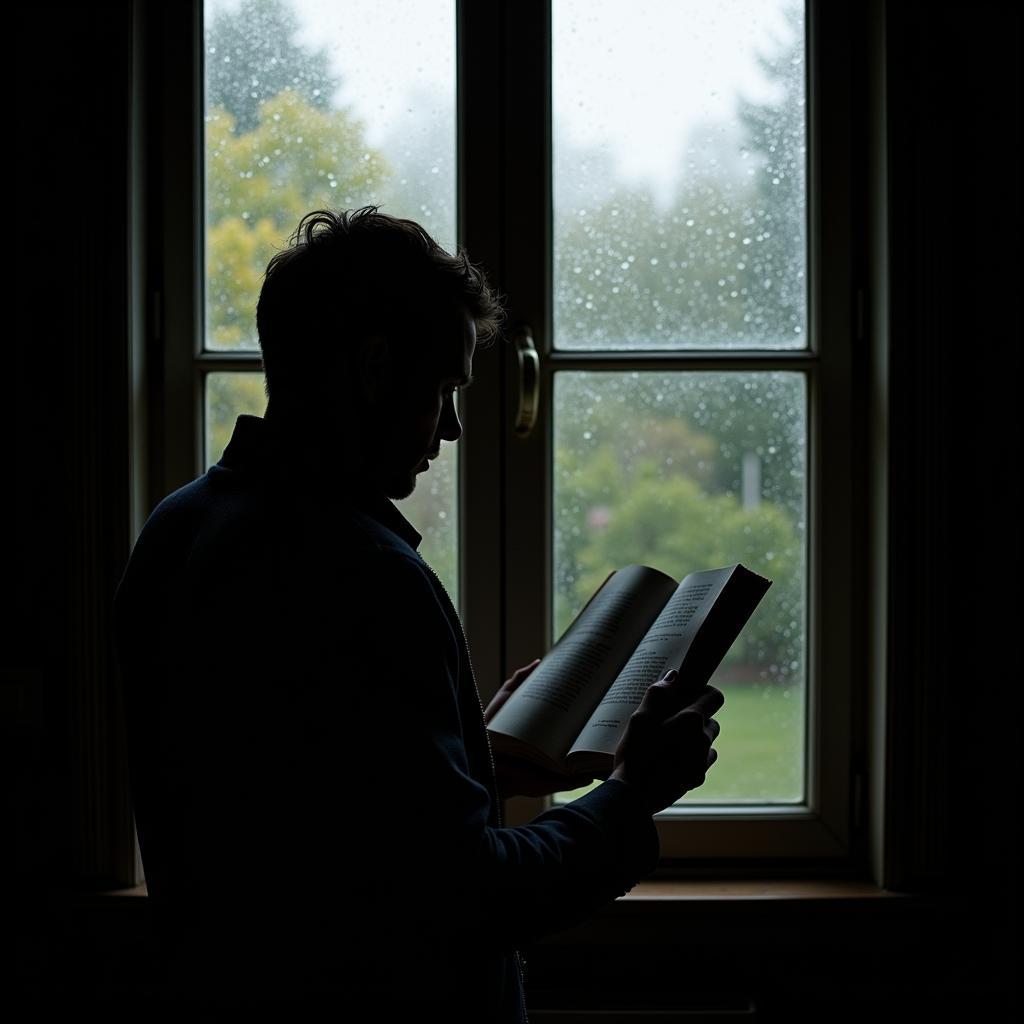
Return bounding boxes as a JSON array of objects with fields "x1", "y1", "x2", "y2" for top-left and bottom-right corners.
[{"x1": 208, "y1": 0, "x2": 800, "y2": 200}]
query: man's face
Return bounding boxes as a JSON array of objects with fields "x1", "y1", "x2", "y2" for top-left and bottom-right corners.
[{"x1": 363, "y1": 305, "x2": 476, "y2": 500}]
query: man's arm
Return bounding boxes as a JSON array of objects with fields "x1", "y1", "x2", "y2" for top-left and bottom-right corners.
[{"x1": 347, "y1": 550, "x2": 659, "y2": 950}]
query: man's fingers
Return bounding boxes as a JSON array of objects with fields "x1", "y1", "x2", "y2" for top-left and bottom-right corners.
[
  {"x1": 693, "y1": 686, "x2": 725, "y2": 716},
  {"x1": 638, "y1": 668, "x2": 703, "y2": 717},
  {"x1": 637, "y1": 679, "x2": 675, "y2": 715},
  {"x1": 638, "y1": 681, "x2": 724, "y2": 723},
  {"x1": 665, "y1": 708, "x2": 707, "y2": 738},
  {"x1": 661, "y1": 703, "x2": 722, "y2": 742},
  {"x1": 505, "y1": 659, "x2": 541, "y2": 692},
  {"x1": 666, "y1": 685, "x2": 724, "y2": 721}
]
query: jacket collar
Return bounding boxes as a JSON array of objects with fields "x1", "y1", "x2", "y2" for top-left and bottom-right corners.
[{"x1": 217, "y1": 414, "x2": 424, "y2": 552}]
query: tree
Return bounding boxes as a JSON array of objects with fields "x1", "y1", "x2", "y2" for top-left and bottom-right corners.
[
  {"x1": 205, "y1": 88, "x2": 390, "y2": 350},
  {"x1": 205, "y1": 0, "x2": 338, "y2": 134},
  {"x1": 199, "y1": 0, "x2": 470, "y2": 593},
  {"x1": 553, "y1": 408, "x2": 802, "y2": 676},
  {"x1": 552, "y1": 2, "x2": 806, "y2": 351},
  {"x1": 734, "y1": 1, "x2": 807, "y2": 347},
  {"x1": 203, "y1": 77, "x2": 392, "y2": 474},
  {"x1": 549, "y1": 5, "x2": 808, "y2": 682}
]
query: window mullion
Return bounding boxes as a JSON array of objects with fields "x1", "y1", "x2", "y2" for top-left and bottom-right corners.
[
  {"x1": 457, "y1": 0, "x2": 508, "y2": 706},
  {"x1": 157, "y1": 0, "x2": 203, "y2": 502},
  {"x1": 500, "y1": 0, "x2": 858, "y2": 868},
  {"x1": 499, "y1": 0, "x2": 554, "y2": 737}
]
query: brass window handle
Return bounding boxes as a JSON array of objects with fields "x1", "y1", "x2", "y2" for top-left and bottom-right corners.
[{"x1": 513, "y1": 325, "x2": 540, "y2": 437}]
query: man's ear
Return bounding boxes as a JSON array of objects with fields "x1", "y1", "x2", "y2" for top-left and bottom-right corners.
[{"x1": 356, "y1": 335, "x2": 393, "y2": 405}]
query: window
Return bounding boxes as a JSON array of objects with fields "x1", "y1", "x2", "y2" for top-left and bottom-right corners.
[
  {"x1": 491, "y1": 1, "x2": 854, "y2": 862},
  {"x1": 148, "y1": 0, "x2": 857, "y2": 864},
  {"x1": 198, "y1": 0, "x2": 463, "y2": 601}
]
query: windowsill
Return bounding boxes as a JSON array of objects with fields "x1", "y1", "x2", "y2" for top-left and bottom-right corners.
[
  {"x1": 81, "y1": 878, "x2": 906, "y2": 905},
  {"x1": 530, "y1": 878, "x2": 925, "y2": 949},
  {"x1": 620, "y1": 878, "x2": 899, "y2": 901}
]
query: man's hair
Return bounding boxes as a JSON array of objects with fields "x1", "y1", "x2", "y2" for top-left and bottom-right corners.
[{"x1": 256, "y1": 206, "x2": 504, "y2": 401}]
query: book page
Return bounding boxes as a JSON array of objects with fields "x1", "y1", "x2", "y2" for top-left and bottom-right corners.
[
  {"x1": 567, "y1": 567, "x2": 736, "y2": 762},
  {"x1": 486, "y1": 565, "x2": 678, "y2": 765}
]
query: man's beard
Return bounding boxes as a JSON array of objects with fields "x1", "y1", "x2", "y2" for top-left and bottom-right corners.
[
  {"x1": 386, "y1": 472, "x2": 417, "y2": 500},
  {"x1": 378, "y1": 461, "x2": 418, "y2": 500}
]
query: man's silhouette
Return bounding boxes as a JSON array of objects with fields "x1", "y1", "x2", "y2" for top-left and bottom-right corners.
[{"x1": 114, "y1": 207, "x2": 724, "y2": 1020}]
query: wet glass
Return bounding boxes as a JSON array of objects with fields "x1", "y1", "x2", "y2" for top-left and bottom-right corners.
[
  {"x1": 202, "y1": 0, "x2": 458, "y2": 598},
  {"x1": 553, "y1": 0, "x2": 806, "y2": 350},
  {"x1": 551, "y1": 372, "x2": 806, "y2": 805},
  {"x1": 204, "y1": 0, "x2": 456, "y2": 352},
  {"x1": 206, "y1": 372, "x2": 267, "y2": 469}
]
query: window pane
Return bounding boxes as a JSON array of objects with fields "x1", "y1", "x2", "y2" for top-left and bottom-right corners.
[
  {"x1": 204, "y1": 372, "x2": 460, "y2": 604},
  {"x1": 553, "y1": 0, "x2": 806, "y2": 350},
  {"x1": 204, "y1": 0, "x2": 456, "y2": 351},
  {"x1": 206, "y1": 371, "x2": 267, "y2": 469},
  {"x1": 202, "y1": 0, "x2": 459, "y2": 600},
  {"x1": 551, "y1": 371, "x2": 806, "y2": 805}
]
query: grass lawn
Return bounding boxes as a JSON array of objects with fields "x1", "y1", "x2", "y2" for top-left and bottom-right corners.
[{"x1": 552, "y1": 681, "x2": 805, "y2": 807}]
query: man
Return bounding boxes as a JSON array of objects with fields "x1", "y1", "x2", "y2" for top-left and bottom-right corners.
[{"x1": 114, "y1": 207, "x2": 724, "y2": 1020}]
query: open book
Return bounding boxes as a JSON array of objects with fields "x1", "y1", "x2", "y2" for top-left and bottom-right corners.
[{"x1": 486, "y1": 564, "x2": 771, "y2": 779}]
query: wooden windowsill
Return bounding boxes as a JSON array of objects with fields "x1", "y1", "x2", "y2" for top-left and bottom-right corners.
[
  {"x1": 620, "y1": 878, "x2": 899, "y2": 901},
  {"x1": 84, "y1": 878, "x2": 905, "y2": 905}
]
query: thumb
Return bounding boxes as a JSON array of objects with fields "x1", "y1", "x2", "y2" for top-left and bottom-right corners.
[
  {"x1": 510, "y1": 658, "x2": 541, "y2": 687},
  {"x1": 637, "y1": 669, "x2": 678, "y2": 717}
]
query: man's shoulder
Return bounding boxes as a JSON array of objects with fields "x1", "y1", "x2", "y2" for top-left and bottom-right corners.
[
  {"x1": 343, "y1": 517, "x2": 442, "y2": 604},
  {"x1": 139, "y1": 460, "x2": 260, "y2": 529},
  {"x1": 133, "y1": 467, "x2": 365, "y2": 553},
  {"x1": 343, "y1": 504, "x2": 422, "y2": 563},
  {"x1": 123, "y1": 464, "x2": 436, "y2": 599},
  {"x1": 121, "y1": 475, "x2": 213, "y2": 566},
  {"x1": 338, "y1": 518, "x2": 454, "y2": 636}
]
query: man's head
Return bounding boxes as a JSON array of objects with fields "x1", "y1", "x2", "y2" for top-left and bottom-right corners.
[{"x1": 256, "y1": 207, "x2": 503, "y2": 498}]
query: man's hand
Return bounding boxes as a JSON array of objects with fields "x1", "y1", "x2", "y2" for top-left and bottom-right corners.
[
  {"x1": 609, "y1": 668, "x2": 724, "y2": 815},
  {"x1": 484, "y1": 658, "x2": 595, "y2": 799},
  {"x1": 483, "y1": 658, "x2": 542, "y2": 728}
]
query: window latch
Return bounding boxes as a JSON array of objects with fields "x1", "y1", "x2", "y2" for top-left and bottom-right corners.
[{"x1": 513, "y1": 324, "x2": 540, "y2": 437}]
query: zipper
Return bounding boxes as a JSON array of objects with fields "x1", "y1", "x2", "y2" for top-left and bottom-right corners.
[
  {"x1": 420, "y1": 558, "x2": 529, "y2": 1021},
  {"x1": 516, "y1": 950, "x2": 529, "y2": 1023}
]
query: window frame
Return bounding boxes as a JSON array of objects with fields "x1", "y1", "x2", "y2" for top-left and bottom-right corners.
[
  {"x1": 462, "y1": 0, "x2": 858, "y2": 865},
  {"x1": 141, "y1": 0, "x2": 865, "y2": 873}
]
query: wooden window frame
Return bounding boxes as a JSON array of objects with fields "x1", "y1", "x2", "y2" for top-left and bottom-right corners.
[
  {"x1": 461, "y1": 0, "x2": 859, "y2": 866},
  {"x1": 124, "y1": 0, "x2": 880, "y2": 881}
]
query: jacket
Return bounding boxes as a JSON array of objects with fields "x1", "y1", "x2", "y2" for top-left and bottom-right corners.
[{"x1": 114, "y1": 413, "x2": 660, "y2": 1020}]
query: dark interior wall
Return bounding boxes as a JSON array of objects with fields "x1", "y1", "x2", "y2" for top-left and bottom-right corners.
[
  {"x1": 14, "y1": 3, "x2": 135, "y2": 887},
  {"x1": 12, "y1": 2, "x2": 1019, "y2": 1017},
  {"x1": 883, "y1": 2, "x2": 1021, "y2": 899},
  {"x1": 881, "y1": 5, "x2": 1020, "y2": 1010},
  {"x1": 14, "y1": 3, "x2": 137, "y2": 1003}
]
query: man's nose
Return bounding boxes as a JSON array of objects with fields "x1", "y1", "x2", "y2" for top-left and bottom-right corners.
[{"x1": 440, "y1": 393, "x2": 463, "y2": 443}]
